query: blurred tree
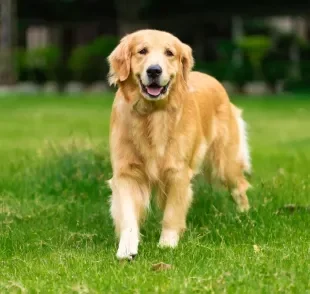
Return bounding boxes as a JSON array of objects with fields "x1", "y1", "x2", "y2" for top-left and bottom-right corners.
[
  {"x1": 0, "y1": 0, "x2": 17, "y2": 85},
  {"x1": 238, "y1": 35, "x2": 272, "y2": 80}
]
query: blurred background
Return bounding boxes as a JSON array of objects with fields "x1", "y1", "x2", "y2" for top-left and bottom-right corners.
[
  {"x1": 1, "y1": 3, "x2": 310, "y2": 290},
  {"x1": 0, "y1": 0, "x2": 310, "y2": 95}
]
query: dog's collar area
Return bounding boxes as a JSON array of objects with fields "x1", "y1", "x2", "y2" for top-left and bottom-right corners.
[
  {"x1": 132, "y1": 98, "x2": 154, "y2": 115},
  {"x1": 132, "y1": 96, "x2": 171, "y2": 116}
]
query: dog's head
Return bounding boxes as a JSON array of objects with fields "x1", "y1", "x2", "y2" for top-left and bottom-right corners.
[{"x1": 107, "y1": 29, "x2": 194, "y2": 101}]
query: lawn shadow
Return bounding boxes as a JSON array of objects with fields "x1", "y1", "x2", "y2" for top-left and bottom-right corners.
[
  {"x1": 181, "y1": 175, "x2": 263, "y2": 245},
  {"x1": 138, "y1": 174, "x2": 262, "y2": 248},
  {"x1": 0, "y1": 141, "x2": 118, "y2": 255}
]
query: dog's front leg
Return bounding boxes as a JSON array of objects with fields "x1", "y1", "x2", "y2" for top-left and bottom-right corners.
[
  {"x1": 109, "y1": 176, "x2": 150, "y2": 260},
  {"x1": 158, "y1": 168, "x2": 193, "y2": 248}
]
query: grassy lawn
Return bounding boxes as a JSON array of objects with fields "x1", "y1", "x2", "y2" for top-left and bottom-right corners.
[{"x1": 0, "y1": 93, "x2": 310, "y2": 293}]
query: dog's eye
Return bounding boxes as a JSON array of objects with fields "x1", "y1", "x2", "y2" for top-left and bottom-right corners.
[
  {"x1": 165, "y1": 49, "x2": 174, "y2": 57},
  {"x1": 138, "y1": 48, "x2": 148, "y2": 55}
]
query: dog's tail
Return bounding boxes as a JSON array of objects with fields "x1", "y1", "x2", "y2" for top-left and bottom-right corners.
[{"x1": 231, "y1": 104, "x2": 251, "y2": 175}]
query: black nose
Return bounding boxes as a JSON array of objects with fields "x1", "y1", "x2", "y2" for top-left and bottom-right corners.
[{"x1": 146, "y1": 65, "x2": 162, "y2": 78}]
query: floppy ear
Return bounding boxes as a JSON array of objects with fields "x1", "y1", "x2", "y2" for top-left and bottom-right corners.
[
  {"x1": 181, "y1": 43, "x2": 194, "y2": 82},
  {"x1": 107, "y1": 35, "x2": 131, "y2": 86}
]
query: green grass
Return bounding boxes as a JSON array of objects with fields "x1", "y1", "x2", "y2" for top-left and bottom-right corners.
[{"x1": 0, "y1": 93, "x2": 310, "y2": 293}]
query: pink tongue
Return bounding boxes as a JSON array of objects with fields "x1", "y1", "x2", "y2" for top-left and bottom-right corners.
[{"x1": 146, "y1": 86, "x2": 163, "y2": 96}]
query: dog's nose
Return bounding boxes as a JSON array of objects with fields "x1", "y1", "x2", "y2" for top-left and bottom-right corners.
[{"x1": 146, "y1": 65, "x2": 162, "y2": 78}]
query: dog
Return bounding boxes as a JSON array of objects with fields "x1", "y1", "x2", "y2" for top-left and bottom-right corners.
[{"x1": 107, "y1": 29, "x2": 251, "y2": 260}]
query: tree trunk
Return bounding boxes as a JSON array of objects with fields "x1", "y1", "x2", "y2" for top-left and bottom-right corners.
[
  {"x1": 0, "y1": 0, "x2": 17, "y2": 85},
  {"x1": 289, "y1": 16, "x2": 303, "y2": 80},
  {"x1": 232, "y1": 15, "x2": 243, "y2": 68}
]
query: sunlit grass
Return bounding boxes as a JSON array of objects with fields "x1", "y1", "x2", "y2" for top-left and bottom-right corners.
[{"x1": 0, "y1": 94, "x2": 309, "y2": 293}]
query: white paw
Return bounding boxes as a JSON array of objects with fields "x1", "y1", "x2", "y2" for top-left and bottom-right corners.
[
  {"x1": 116, "y1": 228, "x2": 139, "y2": 260},
  {"x1": 158, "y1": 229, "x2": 179, "y2": 248},
  {"x1": 237, "y1": 203, "x2": 250, "y2": 213}
]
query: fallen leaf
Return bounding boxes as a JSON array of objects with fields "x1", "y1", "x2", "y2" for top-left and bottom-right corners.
[
  {"x1": 253, "y1": 244, "x2": 261, "y2": 253},
  {"x1": 278, "y1": 168, "x2": 285, "y2": 176},
  {"x1": 276, "y1": 204, "x2": 310, "y2": 214},
  {"x1": 151, "y1": 262, "x2": 172, "y2": 271}
]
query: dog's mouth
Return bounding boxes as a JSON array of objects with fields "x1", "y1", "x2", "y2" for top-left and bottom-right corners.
[{"x1": 139, "y1": 79, "x2": 170, "y2": 99}]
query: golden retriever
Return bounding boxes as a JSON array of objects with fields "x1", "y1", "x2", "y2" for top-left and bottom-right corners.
[{"x1": 107, "y1": 29, "x2": 251, "y2": 260}]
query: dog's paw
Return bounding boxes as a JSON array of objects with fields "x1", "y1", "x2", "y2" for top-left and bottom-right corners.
[
  {"x1": 116, "y1": 249, "x2": 137, "y2": 260},
  {"x1": 116, "y1": 228, "x2": 139, "y2": 260},
  {"x1": 237, "y1": 203, "x2": 250, "y2": 213},
  {"x1": 158, "y1": 229, "x2": 179, "y2": 248}
]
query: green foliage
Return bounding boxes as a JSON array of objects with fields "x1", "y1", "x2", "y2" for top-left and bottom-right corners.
[
  {"x1": 68, "y1": 36, "x2": 118, "y2": 82},
  {"x1": 194, "y1": 60, "x2": 232, "y2": 81},
  {"x1": 283, "y1": 61, "x2": 310, "y2": 93},
  {"x1": 228, "y1": 59, "x2": 254, "y2": 88},
  {"x1": 89, "y1": 36, "x2": 118, "y2": 58},
  {"x1": 237, "y1": 35, "x2": 272, "y2": 80},
  {"x1": 13, "y1": 35, "x2": 118, "y2": 83},
  {"x1": 13, "y1": 48, "x2": 27, "y2": 78},
  {"x1": 262, "y1": 59, "x2": 289, "y2": 88},
  {"x1": 300, "y1": 60, "x2": 310, "y2": 81},
  {"x1": 68, "y1": 45, "x2": 91, "y2": 81},
  {"x1": 217, "y1": 40, "x2": 236, "y2": 60},
  {"x1": 283, "y1": 78, "x2": 310, "y2": 93},
  {"x1": 25, "y1": 46, "x2": 61, "y2": 80},
  {"x1": 194, "y1": 58, "x2": 254, "y2": 90},
  {"x1": 14, "y1": 46, "x2": 61, "y2": 82},
  {"x1": 194, "y1": 61, "x2": 217, "y2": 75},
  {"x1": 276, "y1": 32, "x2": 308, "y2": 50}
]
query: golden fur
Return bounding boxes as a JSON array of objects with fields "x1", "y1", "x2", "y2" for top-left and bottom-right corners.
[{"x1": 107, "y1": 29, "x2": 251, "y2": 260}]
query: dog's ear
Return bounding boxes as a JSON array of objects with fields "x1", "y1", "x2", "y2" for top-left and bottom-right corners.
[
  {"x1": 107, "y1": 35, "x2": 131, "y2": 86},
  {"x1": 181, "y1": 43, "x2": 194, "y2": 82}
]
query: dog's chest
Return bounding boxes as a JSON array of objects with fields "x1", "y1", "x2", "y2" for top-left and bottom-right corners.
[{"x1": 131, "y1": 111, "x2": 174, "y2": 180}]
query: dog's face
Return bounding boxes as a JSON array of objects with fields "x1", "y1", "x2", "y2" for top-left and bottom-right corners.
[{"x1": 108, "y1": 30, "x2": 194, "y2": 101}]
